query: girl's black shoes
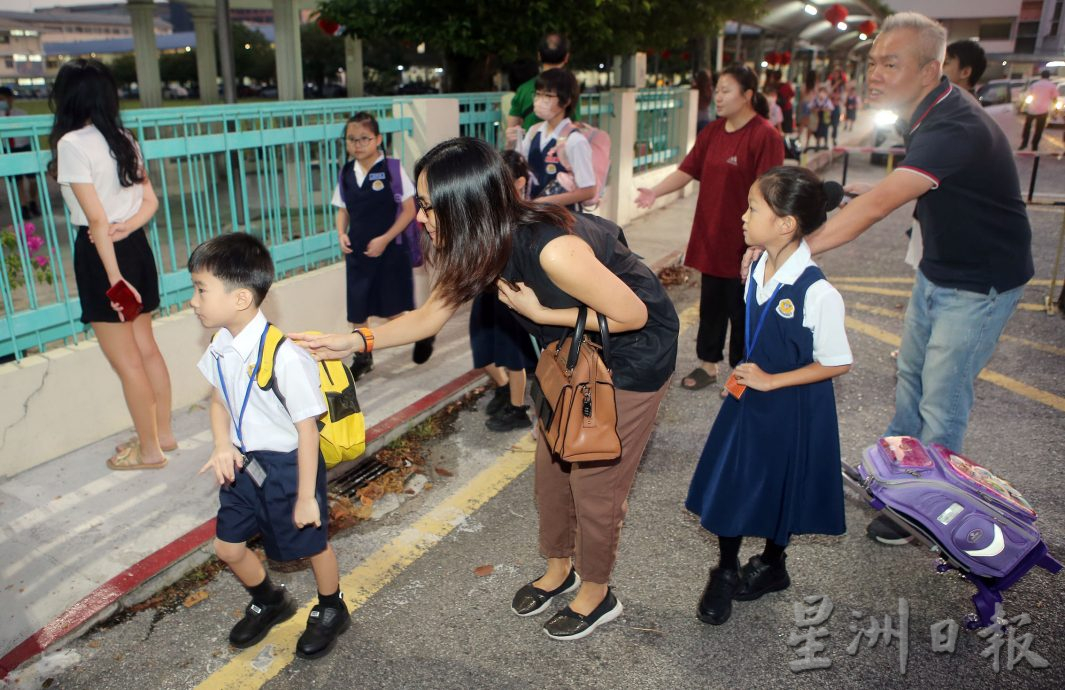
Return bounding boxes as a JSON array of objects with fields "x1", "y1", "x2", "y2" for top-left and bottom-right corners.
[
  {"x1": 734, "y1": 554, "x2": 790, "y2": 601},
  {"x1": 697, "y1": 567, "x2": 739, "y2": 625}
]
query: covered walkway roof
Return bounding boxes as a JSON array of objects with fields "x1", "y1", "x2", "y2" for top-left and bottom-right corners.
[{"x1": 746, "y1": 0, "x2": 887, "y2": 54}]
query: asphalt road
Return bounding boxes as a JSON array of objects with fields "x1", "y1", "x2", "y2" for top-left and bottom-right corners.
[{"x1": 8, "y1": 126, "x2": 1065, "y2": 690}]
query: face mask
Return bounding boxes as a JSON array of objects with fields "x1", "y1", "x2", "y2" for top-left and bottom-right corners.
[{"x1": 533, "y1": 99, "x2": 560, "y2": 122}]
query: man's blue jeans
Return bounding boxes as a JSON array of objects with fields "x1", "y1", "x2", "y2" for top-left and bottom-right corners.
[{"x1": 885, "y1": 270, "x2": 1023, "y2": 453}]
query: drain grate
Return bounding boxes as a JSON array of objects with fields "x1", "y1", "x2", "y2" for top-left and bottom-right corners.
[{"x1": 328, "y1": 456, "x2": 404, "y2": 497}]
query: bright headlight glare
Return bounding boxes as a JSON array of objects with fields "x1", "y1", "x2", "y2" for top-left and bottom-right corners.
[{"x1": 874, "y1": 110, "x2": 899, "y2": 127}]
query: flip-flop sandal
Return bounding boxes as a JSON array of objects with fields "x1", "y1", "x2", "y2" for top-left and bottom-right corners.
[
  {"x1": 681, "y1": 367, "x2": 716, "y2": 391},
  {"x1": 107, "y1": 440, "x2": 168, "y2": 471},
  {"x1": 116, "y1": 436, "x2": 178, "y2": 453}
]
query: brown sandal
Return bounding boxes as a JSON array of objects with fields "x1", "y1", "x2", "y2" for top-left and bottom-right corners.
[
  {"x1": 116, "y1": 436, "x2": 178, "y2": 453},
  {"x1": 107, "y1": 441, "x2": 168, "y2": 471}
]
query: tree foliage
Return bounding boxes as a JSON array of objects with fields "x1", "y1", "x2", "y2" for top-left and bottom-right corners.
[{"x1": 317, "y1": 0, "x2": 764, "y2": 90}]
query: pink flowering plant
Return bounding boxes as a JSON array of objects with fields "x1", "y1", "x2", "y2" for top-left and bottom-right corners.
[{"x1": 1, "y1": 222, "x2": 54, "y2": 288}]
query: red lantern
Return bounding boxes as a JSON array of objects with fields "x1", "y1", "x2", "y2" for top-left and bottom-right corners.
[
  {"x1": 765, "y1": 51, "x2": 779, "y2": 65},
  {"x1": 661, "y1": 49, "x2": 672, "y2": 60},
  {"x1": 317, "y1": 17, "x2": 341, "y2": 36},
  {"x1": 681, "y1": 51, "x2": 691, "y2": 61},
  {"x1": 781, "y1": 51, "x2": 792, "y2": 66},
  {"x1": 824, "y1": 4, "x2": 848, "y2": 26},
  {"x1": 858, "y1": 20, "x2": 877, "y2": 35}
]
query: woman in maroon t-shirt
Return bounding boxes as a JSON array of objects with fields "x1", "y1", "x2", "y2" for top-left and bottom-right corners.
[{"x1": 636, "y1": 64, "x2": 784, "y2": 393}]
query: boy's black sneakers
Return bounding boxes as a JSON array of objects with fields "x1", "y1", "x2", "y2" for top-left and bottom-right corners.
[
  {"x1": 349, "y1": 351, "x2": 373, "y2": 381},
  {"x1": 229, "y1": 589, "x2": 298, "y2": 648},
  {"x1": 484, "y1": 384, "x2": 510, "y2": 417},
  {"x1": 296, "y1": 598, "x2": 351, "y2": 659},
  {"x1": 485, "y1": 404, "x2": 531, "y2": 432}
]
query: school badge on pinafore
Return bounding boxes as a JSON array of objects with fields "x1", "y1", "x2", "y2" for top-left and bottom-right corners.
[{"x1": 776, "y1": 298, "x2": 795, "y2": 318}]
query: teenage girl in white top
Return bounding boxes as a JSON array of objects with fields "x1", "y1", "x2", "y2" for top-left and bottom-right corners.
[{"x1": 51, "y1": 59, "x2": 174, "y2": 470}]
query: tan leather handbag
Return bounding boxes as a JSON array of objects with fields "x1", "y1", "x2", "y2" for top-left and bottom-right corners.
[{"x1": 531, "y1": 306, "x2": 621, "y2": 462}]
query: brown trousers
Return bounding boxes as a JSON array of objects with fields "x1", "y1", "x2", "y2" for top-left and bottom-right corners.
[{"x1": 534, "y1": 380, "x2": 669, "y2": 583}]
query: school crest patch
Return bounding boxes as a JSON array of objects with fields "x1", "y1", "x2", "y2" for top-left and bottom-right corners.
[
  {"x1": 371, "y1": 179, "x2": 385, "y2": 192},
  {"x1": 776, "y1": 298, "x2": 795, "y2": 319},
  {"x1": 546, "y1": 163, "x2": 557, "y2": 175}
]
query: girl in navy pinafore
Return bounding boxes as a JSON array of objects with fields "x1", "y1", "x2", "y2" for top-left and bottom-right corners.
[
  {"x1": 331, "y1": 112, "x2": 416, "y2": 378},
  {"x1": 686, "y1": 166, "x2": 852, "y2": 626}
]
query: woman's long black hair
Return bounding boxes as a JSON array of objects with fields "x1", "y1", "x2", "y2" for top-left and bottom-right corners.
[
  {"x1": 48, "y1": 59, "x2": 143, "y2": 186},
  {"x1": 414, "y1": 137, "x2": 573, "y2": 307}
]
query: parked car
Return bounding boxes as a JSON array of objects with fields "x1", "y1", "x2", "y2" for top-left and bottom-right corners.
[{"x1": 259, "y1": 85, "x2": 278, "y2": 98}]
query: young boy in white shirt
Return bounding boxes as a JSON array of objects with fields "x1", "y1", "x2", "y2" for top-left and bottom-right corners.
[{"x1": 190, "y1": 233, "x2": 348, "y2": 659}]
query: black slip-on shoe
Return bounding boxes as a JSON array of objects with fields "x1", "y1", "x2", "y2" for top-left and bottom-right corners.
[
  {"x1": 484, "y1": 384, "x2": 510, "y2": 417},
  {"x1": 697, "y1": 567, "x2": 739, "y2": 625},
  {"x1": 734, "y1": 554, "x2": 790, "y2": 601},
  {"x1": 412, "y1": 336, "x2": 435, "y2": 364},
  {"x1": 867, "y1": 514, "x2": 914, "y2": 545},
  {"x1": 349, "y1": 351, "x2": 374, "y2": 381},
  {"x1": 511, "y1": 568, "x2": 581, "y2": 617},
  {"x1": 228, "y1": 588, "x2": 298, "y2": 648},
  {"x1": 485, "y1": 404, "x2": 531, "y2": 432},
  {"x1": 542, "y1": 589, "x2": 623, "y2": 640},
  {"x1": 296, "y1": 597, "x2": 351, "y2": 660}
]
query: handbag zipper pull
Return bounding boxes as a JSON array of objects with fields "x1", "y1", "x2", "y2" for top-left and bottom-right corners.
[{"x1": 582, "y1": 386, "x2": 592, "y2": 417}]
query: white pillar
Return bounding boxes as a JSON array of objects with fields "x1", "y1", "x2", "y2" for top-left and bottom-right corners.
[
  {"x1": 344, "y1": 35, "x2": 364, "y2": 97},
  {"x1": 127, "y1": 0, "x2": 162, "y2": 108},
  {"x1": 189, "y1": 6, "x2": 219, "y2": 104},
  {"x1": 602, "y1": 88, "x2": 637, "y2": 225},
  {"x1": 716, "y1": 31, "x2": 725, "y2": 72},
  {"x1": 393, "y1": 97, "x2": 459, "y2": 164},
  {"x1": 272, "y1": 0, "x2": 304, "y2": 101}
]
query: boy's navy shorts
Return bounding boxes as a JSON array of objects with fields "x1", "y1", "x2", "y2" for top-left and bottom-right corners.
[{"x1": 216, "y1": 448, "x2": 329, "y2": 561}]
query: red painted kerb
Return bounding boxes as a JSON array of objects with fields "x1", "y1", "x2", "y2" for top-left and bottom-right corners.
[{"x1": 0, "y1": 368, "x2": 483, "y2": 678}]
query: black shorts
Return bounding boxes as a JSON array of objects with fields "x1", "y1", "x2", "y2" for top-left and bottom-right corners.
[
  {"x1": 74, "y1": 226, "x2": 160, "y2": 324},
  {"x1": 215, "y1": 448, "x2": 330, "y2": 562}
]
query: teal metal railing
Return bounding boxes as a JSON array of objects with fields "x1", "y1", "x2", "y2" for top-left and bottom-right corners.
[
  {"x1": 455, "y1": 93, "x2": 505, "y2": 146},
  {"x1": 633, "y1": 88, "x2": 685, "y2": 173},
  {"x1": 578, "y1": 92, "x2": 614, "y2": 130},
  {"x1": 0, "y1": 98, "x2": 413, "y2": 360}
]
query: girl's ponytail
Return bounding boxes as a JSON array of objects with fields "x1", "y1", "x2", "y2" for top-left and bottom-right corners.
[
  {"x1": 752, "y1": 91, "x2": 770, "y2": 120},
  {"x1": 757, "y1": 166, "x2": 843, "y2": 236}
]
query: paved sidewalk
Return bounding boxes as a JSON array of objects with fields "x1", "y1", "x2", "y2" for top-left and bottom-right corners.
[{"x1": 0, "y1": 113, "x2": 878, "y2": 675}]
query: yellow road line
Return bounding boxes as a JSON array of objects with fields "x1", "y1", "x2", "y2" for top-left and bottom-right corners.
[
  {"x1": 196, "y1": 435, "x2": 538, "y2": 690},
  {"x1": 849, "y1": 302, "x2": 1065, "y2": 357},
  {"x1": 845, "y1": 315, "x2": 1065, "y2": 414},
  {"x1": 836, "y1": 284, "x2": 1046, "y2": 312},
  {"x1": 833, "y1": 276, "x2": 1055, "y2": 287}
]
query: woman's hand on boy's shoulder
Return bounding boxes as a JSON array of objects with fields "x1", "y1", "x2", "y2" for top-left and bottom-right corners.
[{"x1": 289, "y1": 331, "x2": 361, "y2": 361}]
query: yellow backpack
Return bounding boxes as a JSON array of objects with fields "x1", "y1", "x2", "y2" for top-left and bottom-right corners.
[{"x1": 255, "y1": 325, "x2": 366, "y2": 469}]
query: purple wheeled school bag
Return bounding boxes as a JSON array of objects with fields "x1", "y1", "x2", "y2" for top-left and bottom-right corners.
[{"x1": 853, "y1": 436, "x2": 1060, "y2": 627}]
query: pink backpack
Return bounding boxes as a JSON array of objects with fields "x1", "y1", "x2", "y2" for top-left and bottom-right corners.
[{"x1": 552, "y1": 122, "x2": 611, "y2": 211}]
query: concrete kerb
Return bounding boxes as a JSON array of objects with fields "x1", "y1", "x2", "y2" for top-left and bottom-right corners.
[{"x1": 0, "y1": 368, "x2": 488, "y2": 678}]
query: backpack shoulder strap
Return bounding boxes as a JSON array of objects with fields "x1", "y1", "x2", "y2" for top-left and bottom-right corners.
[
  {"x1": 385, "y1": 157, "x2": 403, "y2": 202},
  {"x1": 255, "y1": 323, "x2": 287, "y2": 391}
]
